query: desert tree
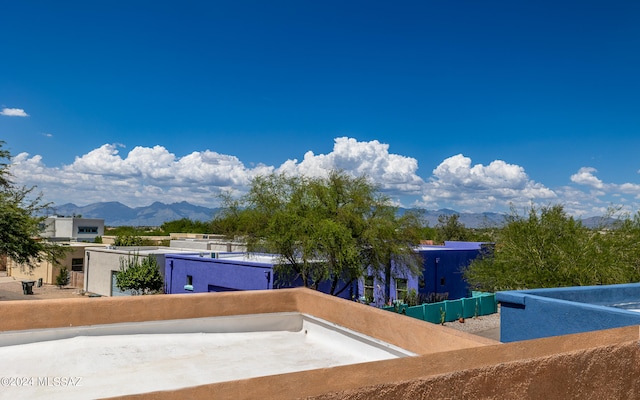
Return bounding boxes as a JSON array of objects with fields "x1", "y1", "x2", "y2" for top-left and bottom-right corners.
[
  {"x1": 214, "y1": 170, "x2": 424, "y2": 299},
  {"x1": 465, "y1": 204, "x2": 640, "y2": 292},
  {"x1": 115, "y1": 253, "x2": 164, "y2": 295},
  {"x1": 0, "y1": 141, "x2": 65, "y2": 269}
]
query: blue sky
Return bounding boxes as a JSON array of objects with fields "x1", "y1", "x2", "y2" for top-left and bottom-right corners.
[{"x1": 2, "y1": 1, "x2": 639, "y2": 217}]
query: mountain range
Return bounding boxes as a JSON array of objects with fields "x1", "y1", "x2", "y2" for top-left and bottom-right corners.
[
  {"x1": 50, "y1": 201, "x2": 220, "y2": 227},
  {"x1": 49, "y1": 201, "x2": 611, "y2": 229},
  {"x1": 49, "y1": 201, "x2": 507, "y2": 228}
]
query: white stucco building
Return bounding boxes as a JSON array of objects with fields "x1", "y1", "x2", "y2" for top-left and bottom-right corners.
[{"x1": 41, "y1": 216, "x2": 105, "y2": 242}]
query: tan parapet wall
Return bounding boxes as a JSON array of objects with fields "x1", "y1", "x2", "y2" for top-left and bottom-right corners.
[
  {"x1": 0, "y1": 288, "x2": 492, "y2": 354},
  {"x1": 113, "y1": 326, "x2": 640, "y2": 400},
  {"x1": 2, "y1": 289, "x2": 638, "y2": 399}
]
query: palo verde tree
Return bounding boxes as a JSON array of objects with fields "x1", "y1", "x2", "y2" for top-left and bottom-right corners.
[
  {"x1": 115, "y1": 253, "x2": 164, "y2": 295},
  {"x1": 0, "y1": 141, "x2": 65, "y2": 269},
  {"x1": 464, "y1": 204, "x2": 640, "y2": 292},
  {"x1": 214, "y1": 170, "x2": 424, "y2": 300}
]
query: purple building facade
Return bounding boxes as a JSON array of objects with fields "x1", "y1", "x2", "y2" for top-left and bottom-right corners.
[{"x1": 164, "y1": 241, "x2": 486, "y2": 304}]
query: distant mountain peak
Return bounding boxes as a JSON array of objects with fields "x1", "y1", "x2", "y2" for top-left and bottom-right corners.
[
  {"x1": 46, "y1": 201, "x2": 609, "y2": 229},
  {"x1": 49, "y1": 201, "x2": 219, "y2": 226}
]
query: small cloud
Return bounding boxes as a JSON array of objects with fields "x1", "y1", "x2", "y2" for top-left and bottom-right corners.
[
  {"x1": 0, "y1": 108, "x2": 29, "y2": 117},
  {"x1": 42, "y1": 133, "x2": 53, "y2": 138},
  {"x1": 570, "y1": 167, "x2": 604, "y2": 189}
]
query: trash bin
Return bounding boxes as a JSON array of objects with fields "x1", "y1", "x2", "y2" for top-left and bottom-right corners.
[
  {"x1": 37, "y1": 278, "x2": 43, "y2": 287},
  {"x1": 21, "y1": 281, "x2": 35, "y2": 295}
]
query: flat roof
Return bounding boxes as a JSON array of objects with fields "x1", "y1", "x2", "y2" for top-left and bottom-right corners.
[
  {"x1": 0, "y1": 313, "x2": 413, "y2": 399},
  {"x1": 169, "y1": 252, "x2": 280, "y2": 265},
  {"x1": 85, "y1": 246, "x2": 202, "y2": 256},
  {"x1": 0, "y1": 289, "x2": 497, "y2": 399}
]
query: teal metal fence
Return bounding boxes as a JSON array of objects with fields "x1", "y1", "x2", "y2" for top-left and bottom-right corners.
[{"x1": 383, "y1": 292, "x2": 497, "y2": 324}]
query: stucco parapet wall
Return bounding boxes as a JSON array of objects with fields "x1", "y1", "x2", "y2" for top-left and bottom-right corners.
[
  {"x1": 0, "y1": 288, "x2": 493, "y2": 354},
  {"x1": 2, "y1": 289, "x2": 639, "y2": 399},
  {"x1": 113, "y1": 326, "x2": 640, "y2": 400}
]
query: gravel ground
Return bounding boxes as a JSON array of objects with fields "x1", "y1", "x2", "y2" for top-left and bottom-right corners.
[{"x1": 442, "y1": 306, "x2": 501, "y2": 334}]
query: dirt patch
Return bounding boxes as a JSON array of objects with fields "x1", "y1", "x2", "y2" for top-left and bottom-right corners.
[{"x1": 0, "y1": 279, "x2": 84, "y2": 301}]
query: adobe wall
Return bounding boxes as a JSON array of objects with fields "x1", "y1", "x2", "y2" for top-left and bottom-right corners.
[
  {"x1": 1, "y1": 289, "x2": 638, "y2": 399},
  {"x1": 115, "y1": 326, "x2": 640, "y2": 400},
  {"x1": 0, "y1": 288, "x2": 492, "y2": 354},
  {"x1": 8, "y1": 246, "x2": 86, "y2": 285},
  {"x1": 84, "y1": 249, "x2": 123, "y2": 295}
]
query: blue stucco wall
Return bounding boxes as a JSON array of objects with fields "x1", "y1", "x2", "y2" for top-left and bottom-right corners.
[
  {"x1": 164, "y1": 242, "x2": 485, "y2": 304},
  {"x1": 164, "y1": 254, "x2": 357, "y2": 300},
  {"x1": 355, "y1": 263, "x2": 420, "y2": 306},
  {"x1": 418, "y1": 248, "x2": 481, "y2": 300},
  {"x1": 165, "y1": 254, "x2": 274, "y2": 294},
  {"x1": 497, "y1": 283, "x2": 640, "y2": 343}
]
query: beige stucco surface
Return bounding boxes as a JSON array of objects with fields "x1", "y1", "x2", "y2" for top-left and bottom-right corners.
[
  {"x1": 1, "y1": 289, "x2": 638, "y2": 399},
  {"x1": 8, "y1": 244, "x2": 90, "y2": 286}
]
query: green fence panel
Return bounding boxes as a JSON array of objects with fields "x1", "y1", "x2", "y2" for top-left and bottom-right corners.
[
  {"x1": 378, "y1": 293, "x2": 496, "y2": 323},
  {"x1": 462, "y1": 297, "x2": 479, "y2": 319},
  {"x1": 424, "y1": 303, "x2": 444, "y2": 324},
  {"x1": 444, "y1": 299, "x2": 464, "y2": 322},
  {"x1": 405, "y1": 305, "x2": 425, "y2": 320},
  {"x1": 478, "y1": 293, "x2": 497, "y2": 315}
]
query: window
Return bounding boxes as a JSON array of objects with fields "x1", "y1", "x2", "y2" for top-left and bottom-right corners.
[
  {"x1": 364, "y1": 276, "x2": 374, "y2": 303},
  {"x1": 184, "y1": 275, "x2": 194, "y2": 291},
  {"x1": 395, "y1": 278, "x2": 408, "y2": 302},
  {"x1": 71, "y1": 258, "x2": 84, "y2": 272},
  {"x1": 78, "y1": 226, "x2": 98, "y2": 234}
]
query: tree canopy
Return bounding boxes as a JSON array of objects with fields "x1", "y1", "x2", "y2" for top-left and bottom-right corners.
[
  {"x1": 113, "y1": 234, "x2": 146, "y2": 246},
  {"x1": 115, "y1": 253, "x2": 164, "y2": 295},
  {"x1": 465, "y1": 204, "x2": 640, "y2": 292},
  {"x1": 434, "y1": 213, "x2": 470, "y2": 243},
  {"x1": 160, "y1": 218, "x2": 211, "y2": 234},
  {"x1": 0, "y1": 141, "x2": 64, "y2": 268},
  {"x1": 214, "y1": 170, "x2": 424, "y2": 298}
]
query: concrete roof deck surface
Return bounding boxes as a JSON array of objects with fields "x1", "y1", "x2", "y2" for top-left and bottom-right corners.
[{"x1": 0, "y1": 313, "x2": 412, "y2": 399}]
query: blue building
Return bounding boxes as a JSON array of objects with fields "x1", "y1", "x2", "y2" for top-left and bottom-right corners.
[
  {"x1": 417, "y1": 241, "x2": 485, "y2": 301},
  {"x1": 164, "y1": 241, "x2": 486, "y2": 305},
  {"x1": 164, "y1": 252, "x2": 359, "y2": 300}
]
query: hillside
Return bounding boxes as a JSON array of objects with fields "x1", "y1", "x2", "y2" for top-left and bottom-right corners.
[
  {"x1": 51, "y1": 201, "x2": 220, "y2": 227},
  {"x1": 49, "y1": 201, "x2": 506, "y2": 228}
]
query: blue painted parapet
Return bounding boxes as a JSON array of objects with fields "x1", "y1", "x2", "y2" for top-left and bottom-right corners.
[{"x1": 497, "y1": 283, "x2": 640, "y2": 343}]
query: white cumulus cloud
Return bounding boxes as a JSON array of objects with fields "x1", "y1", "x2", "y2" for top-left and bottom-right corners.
[
  {"x1": 8, "y1": 137, "x2": 640, "y2": 217},
  {"x1": 277, "y1": 137, "x2": 425, "y2": 194},
  {"x1": 0, "y1": 108, "x2": 29, "y2": 117},
  {"x1": 418, "y1": 154, "x2": 556, "y2": 212},
  {"x1": 570, "y1": 167, "x2": 604, "y2": 189}
]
